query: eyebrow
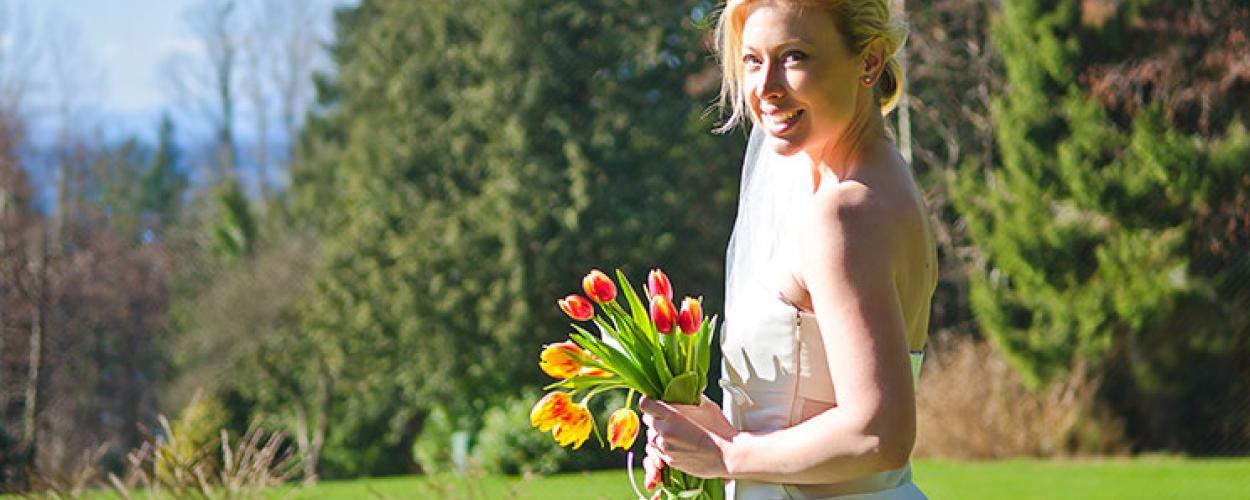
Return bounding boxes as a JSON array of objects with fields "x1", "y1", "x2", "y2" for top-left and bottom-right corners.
[{"x1": 743, "y1": 37, "x2": 815, "y2": 52}]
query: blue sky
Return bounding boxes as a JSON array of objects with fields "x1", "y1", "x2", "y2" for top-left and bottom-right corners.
[
  {"x1": 24, "y1": 0, "x2": 353, "y2": 143},
  {"x1": 38, "y1": 0, "x2": 198, "y2": 116}
]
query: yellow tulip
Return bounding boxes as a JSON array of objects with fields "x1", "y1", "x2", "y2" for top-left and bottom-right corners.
[
  {"x1": 539, "y1": 341, "x2": 586, "y2": 379},
  {"x1": 552, "y1": 402, "x2": 594, "y2": 449},
  {"x1": 530, "y1": 392, "x2": 572, "y2": 432},
  {"x1": 607, "y1": 408, "x2": 640, "y2": 450}
]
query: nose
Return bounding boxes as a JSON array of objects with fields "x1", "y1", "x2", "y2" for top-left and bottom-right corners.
[{"x1": 754, "y1": 59, "x2": 785, "y2": 101}]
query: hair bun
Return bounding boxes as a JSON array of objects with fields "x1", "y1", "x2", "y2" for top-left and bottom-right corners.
[{"x1": 878, "y1": 57, "x2": 904, "y2": 116}]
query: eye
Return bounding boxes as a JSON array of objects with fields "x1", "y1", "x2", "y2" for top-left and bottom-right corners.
[
  {"x1": 782, "y1": 50, "x2": 808, "y2": 63},
  {"x1": 742, "y1": 53, "x2": 762, "y2": 68}
]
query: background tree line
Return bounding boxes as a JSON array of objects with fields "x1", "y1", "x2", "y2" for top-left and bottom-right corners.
[{"x1": 0, "y1": 0, "x2": 1246, "y2": 490}]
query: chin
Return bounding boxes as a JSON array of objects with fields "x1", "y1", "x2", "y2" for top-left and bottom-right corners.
[{"x1": 764, "y1": 134, "x2": 806, "y2": 157}]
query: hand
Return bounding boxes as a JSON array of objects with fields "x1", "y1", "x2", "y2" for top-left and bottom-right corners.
[{"x1": 639, "y1": 395, "x2": 738, "y2": 479}]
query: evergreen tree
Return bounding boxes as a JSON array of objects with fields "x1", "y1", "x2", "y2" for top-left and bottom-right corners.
[
  {"x1": 291, "y1": 0, "x2": 739, "y2": 474},
  {"x1": 140, "y1": 113, "x2": 187, "y2": 235},
  {"x1": 951, "y1": 0, "x2": 1250, "y2": 452},
  {"x1": 210, "y1": 181, "x2": 257, "y2": 259}
]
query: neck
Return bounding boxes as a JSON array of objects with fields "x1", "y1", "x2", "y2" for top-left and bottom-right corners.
[{"x1": 803, "y1": 106, "x2": 888, "y2": 191}]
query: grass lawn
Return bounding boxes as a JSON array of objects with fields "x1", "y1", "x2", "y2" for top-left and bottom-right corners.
[{"x1": 274, "y1": 457, "x2": 1250, "y2": 499}]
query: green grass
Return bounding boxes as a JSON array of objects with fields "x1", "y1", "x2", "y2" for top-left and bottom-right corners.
[
  {"x1": 271, "y1": 457, "x2": 1250, "y2": 499},
  {"x1": 916, "y1": 457, "x2": 1250, "y2": 499}
]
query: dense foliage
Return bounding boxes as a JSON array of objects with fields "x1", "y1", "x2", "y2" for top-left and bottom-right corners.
[
  {"x1": 2, "y1": 0, "x2": 1247, "y2": 491},
  {"x1": 949, "y1": 0, "x2": 1249, "y2": 453},
  {"x1": 287, "y1": 0, "x2": 740, "y2": 475}
]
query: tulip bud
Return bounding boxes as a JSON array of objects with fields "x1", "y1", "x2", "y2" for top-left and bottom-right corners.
[
  {"x1": 558, "y1": 294, "x2": 594, "y2": 321},
  {"x1": 650, "y1": 295, "x2": 678, "y2": 334},
  {"x1": 539, "y1": 341, "x2": 587, "y2": 379},
  {"x1": 582, "y1": 269, "x2": 617, "y2": 303},
  {"x1": 607, "y1": 408, "x2": 640, "y2": 450},
  {"x1": 678, "y1": 297, "x2": 703, "y2": 335},
  {"x1": 646, "y1": 268, "x2": 673, "y2": 301}
]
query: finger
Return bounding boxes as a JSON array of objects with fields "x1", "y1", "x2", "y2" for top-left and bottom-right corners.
[
  {"x1": 639, "y1": 397, "x2": 678, "y2": 421},
  {"x1": 646, "y1": 442, "x2": 671, "y2": 463}
]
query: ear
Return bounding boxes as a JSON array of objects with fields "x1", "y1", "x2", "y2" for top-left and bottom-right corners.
[{"x1": 859, "y1": 37, "x2": 888, "y2": 86}]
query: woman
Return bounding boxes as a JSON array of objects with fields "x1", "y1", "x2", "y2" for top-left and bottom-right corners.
[{"x1": 639, "y1": 0, "x2": 936, "y2": 498}]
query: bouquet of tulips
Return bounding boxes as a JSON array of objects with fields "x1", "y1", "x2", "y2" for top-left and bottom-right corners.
[{"x1": 531, "y1": 268, "x2": 723, "y2": 500}]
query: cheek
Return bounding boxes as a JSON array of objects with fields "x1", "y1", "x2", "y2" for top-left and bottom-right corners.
[{"x1": 805, "y1": 73, "x2": 858, "y2": 123}]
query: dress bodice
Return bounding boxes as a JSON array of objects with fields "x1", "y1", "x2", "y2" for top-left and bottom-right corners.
[{"x1": 719, "y1": 271, "x2": 925, "y2": 499}]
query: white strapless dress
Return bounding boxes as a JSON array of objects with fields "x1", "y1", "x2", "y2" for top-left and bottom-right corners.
[{"x1": 719, "y1": 277, "x2": 927, "y2": 500}]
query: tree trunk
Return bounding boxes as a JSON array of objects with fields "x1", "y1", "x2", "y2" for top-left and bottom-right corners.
[
  {"x1": 312, "y1": 363, "x2": 330, "y2": 481},
  {"x1": 252, "y1": 74, "x2": 269, "y2": 203},
  {"x1": 20, "y1": 230, "x2": 48, "y2": 465},
  {"x1": 294, "y1": 403, "x2": 314, "y2": 484},
  {"x1": 897, "y1": 47, "x2": 913, "y2": 165}
]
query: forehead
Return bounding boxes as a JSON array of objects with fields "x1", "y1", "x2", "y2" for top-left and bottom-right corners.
[{"x1": 741, "y1": 3, "x2": 845, "y2": 51}]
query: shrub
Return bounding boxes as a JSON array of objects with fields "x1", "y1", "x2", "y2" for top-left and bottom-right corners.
[
  {"x1": 472, "y1": 395, "x2": 566, "y2": 475},
  {"x1": 914, "y1": 335, "x2": 1128, "y2": 459}
]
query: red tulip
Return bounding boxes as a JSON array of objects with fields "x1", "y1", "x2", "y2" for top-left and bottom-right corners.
[
  {"x1": 678, "y1": 297, "x2": 703, "y2": 335},
  {"x1": 582, "y1": 269, "x2": 617, "y2": 303},
  {"x1": 650, "y1": 295, "x2": 678, "y2": 334},
  {"x1": 558, "y1": 294, "x2": 594, "y2": 321},
  {"x1": 646, "y1": 268, "x2": 673, "y2": 301}
]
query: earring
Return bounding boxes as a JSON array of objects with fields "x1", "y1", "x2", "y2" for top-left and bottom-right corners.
[{"x1": 862, "y1": 75, "x2": 873, "y2": 85}]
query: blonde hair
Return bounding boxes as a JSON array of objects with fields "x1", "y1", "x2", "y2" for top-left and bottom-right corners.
[{"x1": 713, "y1": 0, "x2": 909, "y2": 132}]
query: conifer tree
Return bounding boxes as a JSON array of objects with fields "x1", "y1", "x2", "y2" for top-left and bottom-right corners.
[
  {"x1": 952, "y1": 0, "x2": 1249, "y2": 451},
  {"x1": 291, "y1": 0, "x2": 739, "y2": 473}
]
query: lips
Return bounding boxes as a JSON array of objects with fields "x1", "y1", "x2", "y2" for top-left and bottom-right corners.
[{"x1": 762, "y1": 108, "x2": 804, "y2": 135}]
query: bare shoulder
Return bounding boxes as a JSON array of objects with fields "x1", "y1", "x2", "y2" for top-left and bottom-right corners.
[{"x1": 809, "y1": 177, "x2": 908, "y2": 251}]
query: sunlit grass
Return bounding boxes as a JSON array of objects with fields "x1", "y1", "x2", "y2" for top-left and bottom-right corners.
[{"x1": 269, "y1": 457, "x2": 1250, "y2": 499}]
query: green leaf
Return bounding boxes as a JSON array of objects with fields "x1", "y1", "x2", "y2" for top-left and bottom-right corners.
[
  {"x1": 587, "y1": 318, "x2": 663, "y2": 392},
  {"x1": 661, "y1": 371, "x2": 701, "y2": 405},
  {"x1": 604, "y1": 297, "x2": 673, "y2": 388},
  {"x1": 697, "y1": 315, "x2": 718, "y2": 391},
  {"x1": 572, "y1": 332, "x2": 661, "y2": 397},
  {"x1": 616, "y1": 269, "x2": 656, "y2": 339}
]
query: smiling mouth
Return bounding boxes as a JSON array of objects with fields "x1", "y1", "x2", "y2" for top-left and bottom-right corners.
[{"x1": 764, "y1": 109, "x2": 804, "y2": 133}]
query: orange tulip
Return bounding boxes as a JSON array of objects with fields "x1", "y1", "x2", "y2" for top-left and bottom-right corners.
[
  {"x1": 646, "y1": 268, "x2": 673, "y2": 301},
  {"x1": 552, "y1": 402, "x2": 594, "y2": 449},
  {"x1": 607, "y1": 408, "x2": 640, "y2": 450},
  {"x1": 650, "y1": 295, "x2": 677, "y2": 334},
  {"x1": 582, "y1": 269, "x2": 617, "y2": 303},
  {"x1": 678, "y1": 297, "x2": 703, "y2": 335},
  {"x1": 540, "y1": 341, "x2": 587, "y2": 379},
  {"x1": 558, "y1": 294, "x2": 594, "y2": 321},
  {"x1": 530, "y1": 392, "x2": 573, "y2": 432}
]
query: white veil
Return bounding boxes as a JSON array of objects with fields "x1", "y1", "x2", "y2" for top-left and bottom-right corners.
[
  {"x1": 723, "y1": 127, "x2": 807, "y2": 326},
  {"x1": 725, "y1": 125, "x2": 810, "y2": 347}
]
